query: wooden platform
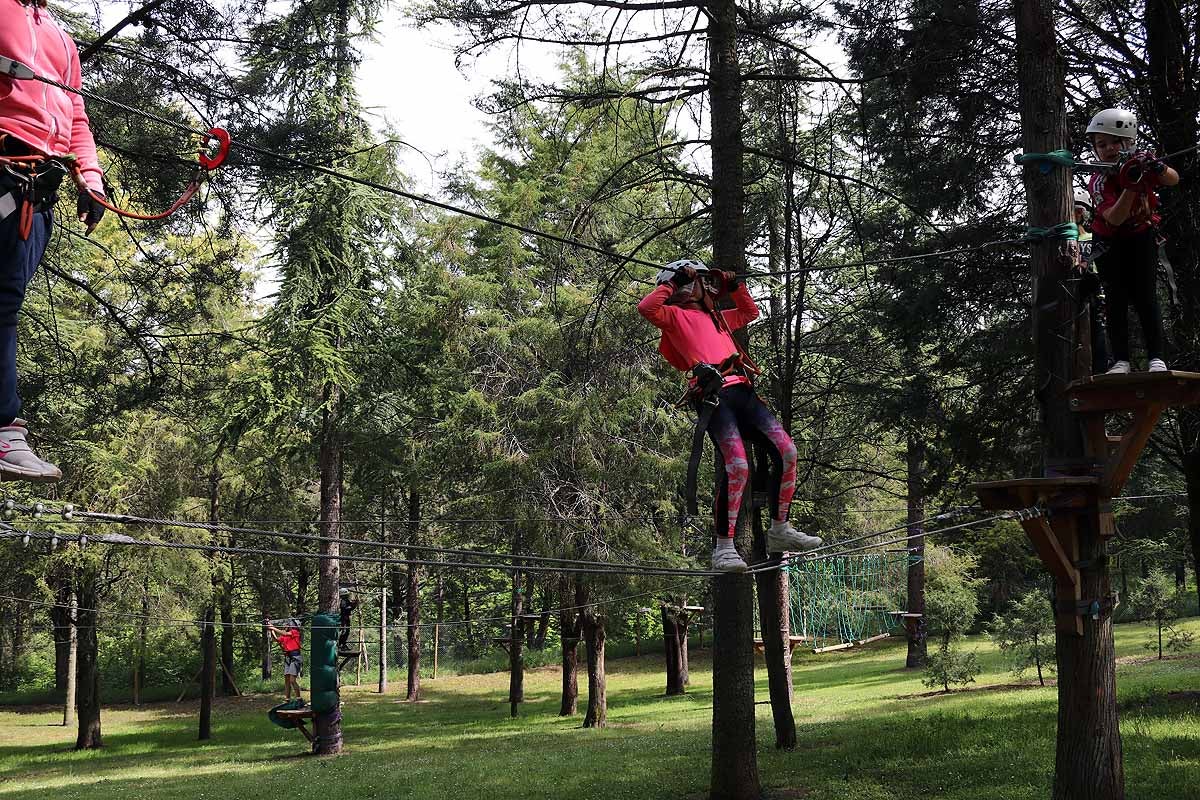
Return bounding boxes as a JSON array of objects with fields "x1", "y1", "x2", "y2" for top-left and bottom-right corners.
[
  {"x1": 753, "y1": 635, "x2": 810, "y2": 655},
  {"x1": 273, "y1": 707, "x2": 315, "y2": 742},
  {"x1": 1066, "y1": 370, "x2": 1200, "y2": 413},
  {"x1": 972, "y1": 476, "x2": 1099, "y2": 511}
]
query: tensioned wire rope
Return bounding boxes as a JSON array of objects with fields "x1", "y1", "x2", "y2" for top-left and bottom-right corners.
[
  {"x1": 14, "y1": 65, "x2": 1083, "y2": 283},
  {"x1": 0, "y1": 505, "x2": 1037, "y2": 578},
  {"x1": 0, "y1": 499, "x2": 1000, "y2": 577},
  {"x1": 0, "y1": 582, "x2": 687, "y2": 633}
]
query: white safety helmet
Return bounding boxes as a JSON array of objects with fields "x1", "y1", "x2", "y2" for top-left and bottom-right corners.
[
  {"x1": 656, "y1": 258, "x2": 709, "y2": 285},
  {"x1": 1073, "y1": 187, "x2": 1092, "y2": 208},
  {"x1": 1086, "y1": 108, "x2": 1137, "y2": 140},
  {"x1": 339, "y1": 587, "x2": 350, "y2": 597}
]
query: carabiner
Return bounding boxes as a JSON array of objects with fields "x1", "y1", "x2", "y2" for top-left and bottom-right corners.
[{"x1": 199, "y1": 127, "x2": 231, "y2": 171}]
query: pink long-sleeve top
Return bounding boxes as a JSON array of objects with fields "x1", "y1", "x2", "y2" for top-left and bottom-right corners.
[
  {"x1": 0, "y1": 1, "x2": 104, "y2": 193},
  {"x1": 637, "y1": 282, "x2": 759, "y2": 387}
]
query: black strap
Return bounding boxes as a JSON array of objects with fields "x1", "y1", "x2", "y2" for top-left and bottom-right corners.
[{"x1": 1158, "y1": 239, "x2": 1180, "y2": 307}]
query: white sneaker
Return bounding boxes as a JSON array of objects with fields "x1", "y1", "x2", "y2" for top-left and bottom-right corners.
[
  {"x1": 0, "y1": 423, "x2": 62, "y2": 482},
  {"x1": 767, "y1": 521, "x2": 823, "y2": 553},
  {"x1": 711, "y1": 547, "x2": 748, "y2": 573},
  {"x1": 1106, "y1": 360, "x2": 1131, "y2": 375},
  {"x1": 1148, "y1": 358, "x2": 1168, "y2": 373}
]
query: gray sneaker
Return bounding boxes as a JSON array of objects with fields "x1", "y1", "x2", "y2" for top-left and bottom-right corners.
[
  {"x1": 711, "y1": 547, "x2": 749, "y2": 573},
  {"x1": 767, "y1": 522, "x2": 822, "y2": 553},
  {"x1": 0, "y1": 423, "x2": 62, "y2": 482}
]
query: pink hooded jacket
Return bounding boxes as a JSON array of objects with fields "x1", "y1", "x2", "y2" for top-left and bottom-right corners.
[
  {"x1": 638, "y1": 282, "x2": 759, "y2": 387},
  {"x1": 0, "y1": 1, "x2": 104, "y2": 192}
]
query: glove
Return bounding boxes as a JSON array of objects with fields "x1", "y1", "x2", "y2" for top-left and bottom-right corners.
[
  {"x1": 77, "y1": 189, "x2": 105, "y2": 233},
  {"x1": 1118, "y1": 154, "x2": 1158, "y2": 192},
  {"x1": 671, "y1": 265, "x2": 697, "y2": 286}
]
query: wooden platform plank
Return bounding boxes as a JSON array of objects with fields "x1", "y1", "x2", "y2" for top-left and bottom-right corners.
[
  {"x1": 972, "y1": 476, "x2": 1099, "y2": 511},
  {"x1": 1067, "y1": 370, "x2": 1200, "y2": 413}
]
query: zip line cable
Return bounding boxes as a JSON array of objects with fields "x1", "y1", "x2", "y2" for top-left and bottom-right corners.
[
  {"x1": 13, "y1": 62, "x2": 1073, "y2": 283},
  {"x1": 0, "y1": 582, "x2": 690, "y2": 633},
  {"x1": 0, "y1": 526, "x2": 723, "y2": 578},
  {"x1": 0, "y1": 501, "x2": 710, "y2": 575}
]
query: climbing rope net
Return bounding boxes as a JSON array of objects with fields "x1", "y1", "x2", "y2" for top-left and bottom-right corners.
[{"x1": 787, "y1": 551, "x2": 913, "y2": 649}]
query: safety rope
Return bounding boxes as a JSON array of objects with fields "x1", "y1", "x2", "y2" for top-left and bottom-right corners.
[
  {"x1": 0, "y1": 499, "x2": 708, "y2": 576},
  {"x1": 0, "y1": 582, "x2": 692, "y2": 633},
  {"x1": 0, "y1": 526, "x2": 723, "y2": 578},
  {"x1": 1023, "y1": 222, "x2": 1079, "y2": 242}
]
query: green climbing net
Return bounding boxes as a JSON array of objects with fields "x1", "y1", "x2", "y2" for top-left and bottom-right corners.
[{"x1": 786, "y1": 553, "x2": 914, "y2": 648}]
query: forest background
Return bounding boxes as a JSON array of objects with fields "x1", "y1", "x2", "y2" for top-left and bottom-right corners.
[{"x1": 0, "y1": 0, "x2": 1196, "y2": 747}]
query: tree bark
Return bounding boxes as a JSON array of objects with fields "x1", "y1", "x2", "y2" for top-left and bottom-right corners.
[
  {"x1": 220, "y1": 578, "x2": 236, "y2": 697},
  {"x1": 198, "y1": 610, "x2": 216, "y2": 741},
  {"x1": 1145, "y1": 0, "x2": 1200, "y2": 612},
  {"x1": 379, "y1": 498, "x2": 389, "y2": 694},
  {"x1": 74, "y1": 582, "x2": 101, "y2": 750},
  {"x1": 905, "y1": 432, "x2": 928, "y2": 668},
  {"x1": 52, "y1": 583, "x2": 72, "y2": 693},
  {"x1": 1015, "y1": 2, "x2": 1124, "y2": 797},
  {"x1": 134, "y1": 583, "x2": 148, "y2": 705},
  {"x1": 63, "y1": 593, "x2": 77, "y2": 727},
  {"x1": 752, "y1": 485, "x2": 797, "y2": 750},
  {"x1": 707, "y1": 0, "x2": 759, "y2": 792},
  {"x1": 559, "y1": 578, "x2": 583, "y2": 716},
  {"x1": 582, "y1": 608, "x2": 606, "y2": 728},
  {"x1": 662, "y1": 605, "x2": 686, "y2": 696},
  {"x1": 315, "y1": 390, "x2": 344, "y2": 755},
  {"x1": 406, "y1": 486, "x2": 422, "y2": 702}
]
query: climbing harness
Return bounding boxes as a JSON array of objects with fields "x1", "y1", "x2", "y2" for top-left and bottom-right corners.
[{"x1": 680, "y1": 353, "x2": 757, "y2": 517}]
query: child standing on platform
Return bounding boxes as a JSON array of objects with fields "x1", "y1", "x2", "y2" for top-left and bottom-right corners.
[{"x1": 1085, "y1": 108, "x2": 1180, "y2": 374}]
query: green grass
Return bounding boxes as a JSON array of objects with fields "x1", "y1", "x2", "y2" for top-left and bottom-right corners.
[{"x1": 1, "y1": 618, "x2": 1196, "y2": 800}]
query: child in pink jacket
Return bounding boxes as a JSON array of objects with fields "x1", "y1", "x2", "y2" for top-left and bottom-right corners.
[
  {"x1": 0, "y1": 0, "x2": 107, "y2": 481},
  {"x1": 639, "y1": 259, "x2": 822, "y2": 572}
]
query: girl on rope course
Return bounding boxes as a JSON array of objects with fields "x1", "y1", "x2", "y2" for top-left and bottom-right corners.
[
  {"x1": 1085, "y1": 108, "x2": 1180, "y2": 375},
  {"x1": 638, "y1": 259, "x2": 822, "y2": 573},
  {"x1": 266, "y1": 618, "x2": 305, "y2": 702},
  {"x1": 0, "y1": 0, "x2": 107, "y2": 481}
]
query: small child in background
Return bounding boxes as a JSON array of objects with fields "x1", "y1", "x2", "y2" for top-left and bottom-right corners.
[
  {"x1": 338, "y1": 588, "x2": 358, "y2": 654},
  {"x1": 1085, "y1": 108, "x2": 1180, "y2": 374},
  {"x1": 266, "y1": 618, "x2": 304, "y2": 702}
]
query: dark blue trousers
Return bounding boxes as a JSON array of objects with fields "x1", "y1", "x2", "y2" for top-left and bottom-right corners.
[{"x1": 0, "y1": 204, "x2": 52, "y2": 426}]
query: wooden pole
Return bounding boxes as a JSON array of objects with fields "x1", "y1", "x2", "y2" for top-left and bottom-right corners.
[
  {"x1": 1014, "y1": 2, "x2": 1123, "y2": 796},
  {"x1": 62, "y1": 593, "x2": 76, "y2": 727},
  {"x1": 378, "y1": 494, "x2": 388, "y2": 694}
]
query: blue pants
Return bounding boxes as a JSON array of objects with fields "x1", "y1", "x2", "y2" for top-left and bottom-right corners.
[{"x1": 0, "y1": 204, "x2": 52, "y2": 426}]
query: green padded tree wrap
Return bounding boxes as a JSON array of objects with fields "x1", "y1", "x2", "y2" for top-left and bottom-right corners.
[{"x1": 310, "y1": 612, "x2": 340, "y2": 714}]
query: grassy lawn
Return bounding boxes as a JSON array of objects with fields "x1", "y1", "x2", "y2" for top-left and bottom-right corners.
[{"x1": 1, "y1": 617, "x2": 1196, "y2": 800}]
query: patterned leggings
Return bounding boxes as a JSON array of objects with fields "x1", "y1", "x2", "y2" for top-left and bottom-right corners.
[{"x1": 708, "y1": 384, "x2": 797, "y2": 538}]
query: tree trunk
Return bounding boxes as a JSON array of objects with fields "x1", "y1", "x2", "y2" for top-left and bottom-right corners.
[
  {"x1": 433, "y1": 567, "x2": 444, "y2": 678},
  {"x1": 581, "y1": 608, "x2": 606, "y2": 728},
  {"x1": 707, "y1": 0, "x2": 758, "y2": 792},
  {"x1": 52, "y1": 584, "x2": 72, "y2": 693},
  {"x1": 220, "y1": 579, "x2": 235, "y2": 697},
  {"x1": 1145, "y1": 0, "x2": 1200, "y2": 612},
  {"x1": 63, "y1": 593, "x2": 77, "y2": 727},
  {"x1": 200, "y1": 464, "x2": 220, "y2": 741},
  {"x1": 315, "y1": 391, "x2": 344, "y2": 755},
  {"x1": 406, "y1": 486, "x2": 421, "y2": 702},
  {"x1": 559, "y1": 578, "x2": 583, "y2": 716},
  {"x1": 662, "y1": 605, "x2": 686, "y2": 696},
  {"x1": 134, "y1": 583, "x2": 148, "y2": 706},
  {"x1": 379, "y1": 502, "x2": 389, "y2": 694},
  {"x1": 905, "y1": 432, "x2": 928, "y2": 668},
  {"x1": 1016, "y1": 2, "x2": 1124, "y2": 797},
  {"x1": 261, "y1": 616, "x2": 273, "y2": 680},
  {"x1": 199, "y1": 610, "x2": 216, "y2": 741},
  {"x1": 752, "y1": 485, "x2": 797, "y2": 750},
  {"x1": 508, "y1": 522, "x2": 525, "y2": 716},
  {"x1": 74, "y1": 582, "x2": 101, "y2": 750}
]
